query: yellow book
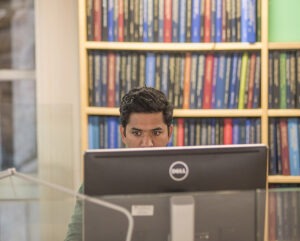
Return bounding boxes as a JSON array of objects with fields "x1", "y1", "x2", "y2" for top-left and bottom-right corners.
[{"x1": 238, "y1": 52, "x2": 249, "y2": 109}]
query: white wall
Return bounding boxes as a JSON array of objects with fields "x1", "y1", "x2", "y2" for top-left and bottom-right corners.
[{"x1": 35, "y1": 1, "x2": 81, "y2": 239}]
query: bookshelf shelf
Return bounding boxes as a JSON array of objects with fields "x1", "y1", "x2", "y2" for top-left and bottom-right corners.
[
  {"x1": 268, "y1": 175, "x2": 300, "y2": 184},
  {"x1": 268, "y1": 42, "x2": 300, "y2": 50},
  {"x1": 85, "y1": 42, "x2": 263, "y2": 52},
  {"x1": 86, "y1": 107, "x2": 263, "y2": 118},
  {"x1": 268, "y1": 109, "x2": 300, "y2": 117}
]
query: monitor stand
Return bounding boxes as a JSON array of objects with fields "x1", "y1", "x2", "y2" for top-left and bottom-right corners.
[{"x1": 170, "y1": 195, "x2": 195, "y2": 241}]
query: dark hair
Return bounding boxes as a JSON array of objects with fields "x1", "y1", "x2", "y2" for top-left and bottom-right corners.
[{"x1": 119, "y1": 86, "x2": 173, "y2": 128}]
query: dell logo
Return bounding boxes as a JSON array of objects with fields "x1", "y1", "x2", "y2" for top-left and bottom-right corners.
[{"x1": 169, "y1": 161, "x2": 189, "y2": 181}]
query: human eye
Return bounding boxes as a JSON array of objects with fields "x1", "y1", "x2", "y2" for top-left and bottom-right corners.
[
  {"x1": 131, "y1": 129, "x2": 142, "y2": 136},
  {"x1": 153, "y1": 129, "x2": 163, "y2": 136}
]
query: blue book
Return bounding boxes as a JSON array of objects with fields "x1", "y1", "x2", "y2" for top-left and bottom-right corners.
[
  {"x1": 215, "y1": 54, "x2": 226, "y2": 108},
  {"x1": 245, "y1": 118, "x2": 252, "y2": 144},
  {"x1": 269, "y1": 118, "x2": 278, "y2": 174},
  {"x1": 107, "y1": 0, "x2": 114, "y2": 41},
  {"x1": 107, "y1": 117, "x2": 119, "y2": 148},
  {"x1": 241, "y1": 0, "x2": 256, "y2": 43},
  {"x1": 158, "y1": 0, "x2": 164, "y2": 42},
  {"x1": 172, "y1": 0, "x2": 179, "y2": 42},
  {"x1": 211, "y1": 54, "x2": 219, "y2": 108},
  {"x1": 161, "y1": 54, "x2": 169, "y2": 95},
  {"x1": 252, "y1": 54, "x2": 261, "y2": 108},
  {"x1": 147, "y1": 0, "x2": 154, "y2": 41},
  {"x1": 228, "y1": 53, "x2": 239, "y2": 109},
  {"x1": 143, "y1": 0, "x2": 148, "y2": 42},
  {"x1": 224, "y1": 55, "x2": 232, "y2": 108},
  {"x1": 88, "y1": 116, "x2": 94, "y2": 149},
  {"x1": 215, "y1": 0, "x2": 222, "y2": 42},
  {"x1": 101, "y1": 53, "x2": 107, "y2": 106},
  {"x1": 114, "y1": 53, "x2": 120, "y2": 106},
  {"x1": 145, "y1": 53, "x2": 156, "y2": 87},
  {"x1": 178, "y1": 0, "x2": 186, "y2": 42},
  {"x1": 191, "y1": 0, "x2": 201, "y2": 42},
  {"x1": 234, "y1": 53, "x2": 242, "y2": 108},
  {"x1": 232, "y1": 118, "x2": 240, "y2": 144},
  {"x1": 287, "y1": 118, "x2": 300, "y2": 175},
  {"x1": 210, "y1": 0, "x2": 216, "y2": 42}
]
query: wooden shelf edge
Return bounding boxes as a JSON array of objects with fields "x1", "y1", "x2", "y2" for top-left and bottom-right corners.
[
  {"x1": 268, "y1": 109, "x2": 300, "y2": 117},
  {"x1": 86, "y1": 107, "x2": 263, "y2": 117},
  {"x1": 85, "y1": 42, "x2": 262, "y2": 51},
  {"x1": 268, "y1": 175, "x2": 300, "y2": 183},
  {"x1": 268, "y1": 42, "x2": 300, "y2": 50}
]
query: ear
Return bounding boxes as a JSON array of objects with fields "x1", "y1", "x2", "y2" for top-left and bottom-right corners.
[{"x1": 120, "y1": 125, "x2": 126, "y2": 143}]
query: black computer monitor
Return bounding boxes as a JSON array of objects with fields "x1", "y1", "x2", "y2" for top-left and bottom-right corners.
[{"x1": 84, "y1": 144, "x2": 267, "y2": 241}]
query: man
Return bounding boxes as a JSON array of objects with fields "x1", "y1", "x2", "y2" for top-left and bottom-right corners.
[{"x1": 64, "y1": 86, "x2": 174, "y2": 241}]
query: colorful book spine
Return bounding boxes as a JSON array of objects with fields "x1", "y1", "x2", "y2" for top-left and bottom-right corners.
[
  {"x1": 178, "y1": 0, "x2": 186, "y2": 42},
  {"x1": 238, "y1": 52, "x2": 249, "y2": 109},
  {"x1": 191, "y1": 0, "x2": 201, "y2": 42},
  {"x1": 183, "y1": 53, "x2": 192, "y2": 109},
  {"x1": 280, "y1": 118, "x2": 290, "y2": 175},
  {"x1": 215, "y1": 54, "x2": 226, "y2": 108},
  {"x1": 202, "y1": 54, "x2": 214, "y2": 108},
  {"x1": 287, "y1": 118, "x2": 300, "y2": 175},
  {"x1": 215, "y1": 0, "x2": 222, "y2": 42},
  {"x1": 164, "y1": 0, "x2": 172, "y2": 42},
  {"x1": 203, "y1": 0, "x2": 211, "y2": 42},
  {"x1": 279, "y1": 52, "x2": 287, "y2": 109},
  {"x1": 145, "y1": 52, "x2": 156, "y2": 87},
  {"x1": 107, "y1": 0, "x2": 114, "y2": 41},
  {"x1": 143, "y1": 0, "x2": 148, "y2": 42}
]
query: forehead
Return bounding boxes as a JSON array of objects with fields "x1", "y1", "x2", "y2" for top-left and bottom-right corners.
[{"x1": 127, "y1": 112, "x2": 166, "y2": 128}]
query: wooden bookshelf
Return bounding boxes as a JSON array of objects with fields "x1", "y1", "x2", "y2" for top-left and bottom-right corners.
[
  {"x1": 78, "y1": 0, "x2": 300, "y2": 186},
  {"x1": 79, "y1": 2, "x2": 300, "y2": 241}
]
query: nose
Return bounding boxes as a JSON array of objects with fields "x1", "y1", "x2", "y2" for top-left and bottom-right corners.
[{"x1": 140, "y1": 135, "x2": 154, "y2": 147}]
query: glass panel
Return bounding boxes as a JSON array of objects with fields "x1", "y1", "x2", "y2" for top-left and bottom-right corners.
[{"x1": 0, "y1": 0, "x2": 35, "y2": 70}]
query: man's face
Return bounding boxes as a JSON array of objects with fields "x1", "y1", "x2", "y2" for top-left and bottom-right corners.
[{"x1": 120, "y1": 112, "x2": 173, "y2": 148}]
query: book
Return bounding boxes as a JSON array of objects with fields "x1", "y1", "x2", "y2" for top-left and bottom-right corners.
[
  {"x1": 107, "y1": 52, "x2": 116, "y2": 107},
  {"x1": 287, "y1": 118, "x2": 300, "y2": 175},
  {"x1": 228, "y1": 53, "x2": 239, "y2": 109},
  {"x1": 241, "y1": 0, "x2": 256, "y2": 43},
  {"x1": 238, "y1": 52, "x2": 249, "y2": 109},
  {"x1": 107, "y1": 117, "x2": 119, "y2": 148},
  {"x1": 279, "y1": 118, "x2": 290, "y2": 175},
  {"x1": 158, "y1": 0, "x2": 165, "y2": 42},
  {"x1": 191, "y1": 0, "x2": 201, "y2": 42},
  {"x1": 246, "y1": 52, "x2": 256, "y2": 108},
  {"x1": 118, "y1": 0, "x2": 124, "y2": 41},
  {"x1": 297, "y1": 51, "x2": 300, "y2": 108},
  {"x1": 269, "y1": 118, "x2": 278, "y2": 175},
  {"x1": 93, "y1": 0, "x2": 102, "y2": 41},
  {"x1": 147, "y1": 0, "x2": 154, "y2": 41},
  {"x1": 289, "y1": 52, "x2": 297, "y2": 108},
  {"x1": 177, "y1": 118, "x2": 185, "y2": 146},
  {"x1": 161, "y1": 54, "x2": 169, "y2": 96},
  {"x1": 183, "y1": 53, "x2": 192, "y2": 109},
  {"x1": 252, "y1": 54, "x2": 261, "y2": 108},
  {"x1": 203, "y1": 0, "x2": 211, "y2": 42},
  {"x1": 215, "y1": 54, "x2": 227, "y2": 109},
  {"x1": 190, "y1": 54, "x2": 198, "y2": 108},
  {"x1": 86, "y1": 0, "x2": 94, "y2": 41},
  {"x1": 164, "y1": 0, "x2": 172, "y2": 42},
  {"x1": 215, "y1": 0, "x2": 222, "y2": 42},
  {"x1": 179, "y1": 0, "x2": 186, "y2": 42},
  {"x1": 186, "y1": 0, "x2": 192, "y2": 42},
  {"x1": 202, "y1": 54, "x2": 214, "y2": 108},
  {"x1": 196, "y1": 54, "x2": 205, "y2": 108},
  {"x1": 145, "y1": 52, "x2": 156, "y2": 87},
  {"x1": 143, "y1": 0, "x2": 148, "y2": 41},
  {"x1": 223, "y1": 118, "x2": 233, "y2": 144},
  {"x1": 211, "y1": 54, "x2": 219, "y2": 108},
  {"x1": 107, "y1": 0, "x2": 114, "y2": 41},
  {"x1": 273, "y1": 51, "x2": 280, "y2": 108},
  {"x1": 223, "y1": 54, "x2": 232, "y2": 108},
  {"x1": 279, "y1": 52, "x2": 287, "y2": 109}
]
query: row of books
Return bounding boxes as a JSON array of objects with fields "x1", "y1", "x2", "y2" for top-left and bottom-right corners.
[
  {"x1": 269, "y1": 118, "x2": 300, "y2": 176},
  {"x1": 88, "y1": 116, "x2": 261, "y2": 149},
  {"x1": 268, "y1": 51, "x2": 300, "y2": 109},
  {"x1": 268, "y1": 189, "x2": 300, "y2": 241},
  {"x1": 87, "y1": 0, "x2": 259, "y2": 43},
  {"x1": 88, "y1": 51, "x2": 261, "y2": 109}
]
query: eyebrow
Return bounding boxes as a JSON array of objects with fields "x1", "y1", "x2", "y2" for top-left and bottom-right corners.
[{"x1": 130, "y1": 127, "x2": 163, "y2": 132}]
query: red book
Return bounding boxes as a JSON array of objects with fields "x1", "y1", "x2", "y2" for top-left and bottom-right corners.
[
  {"x1": 164, "y1": 0, "x2": 172, "y2": 42},
  {"x1": 118, "y1": 0, "x2": 124, "y2": 41},
  {"x1": 177, "y1": 118, "x2": 185, "y2": 146},
  {"x1": 107, "y1": 52, "x2": 116, "y2": 107},
  {"x1": 202, "y1": 54, "x2": 214, "y2": 109},
  {"x1": 279, "y1": 118, "x2": 290, "y2": 175},
  {"x1": 204, "y1": 0, "x2": 211, "y2": 42},
  {"x1": 93, "y1": 0, "x2": 102, "y2": 41},
  {"x1": 247, "y1": 53, "x2": 256, "y2": 108},
  {"x1": 183, "y1": 53, "x2": 191, "y2": 109},
  {"x1": 223, "y1": 118, "x2": 233, "y2": 144}
]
